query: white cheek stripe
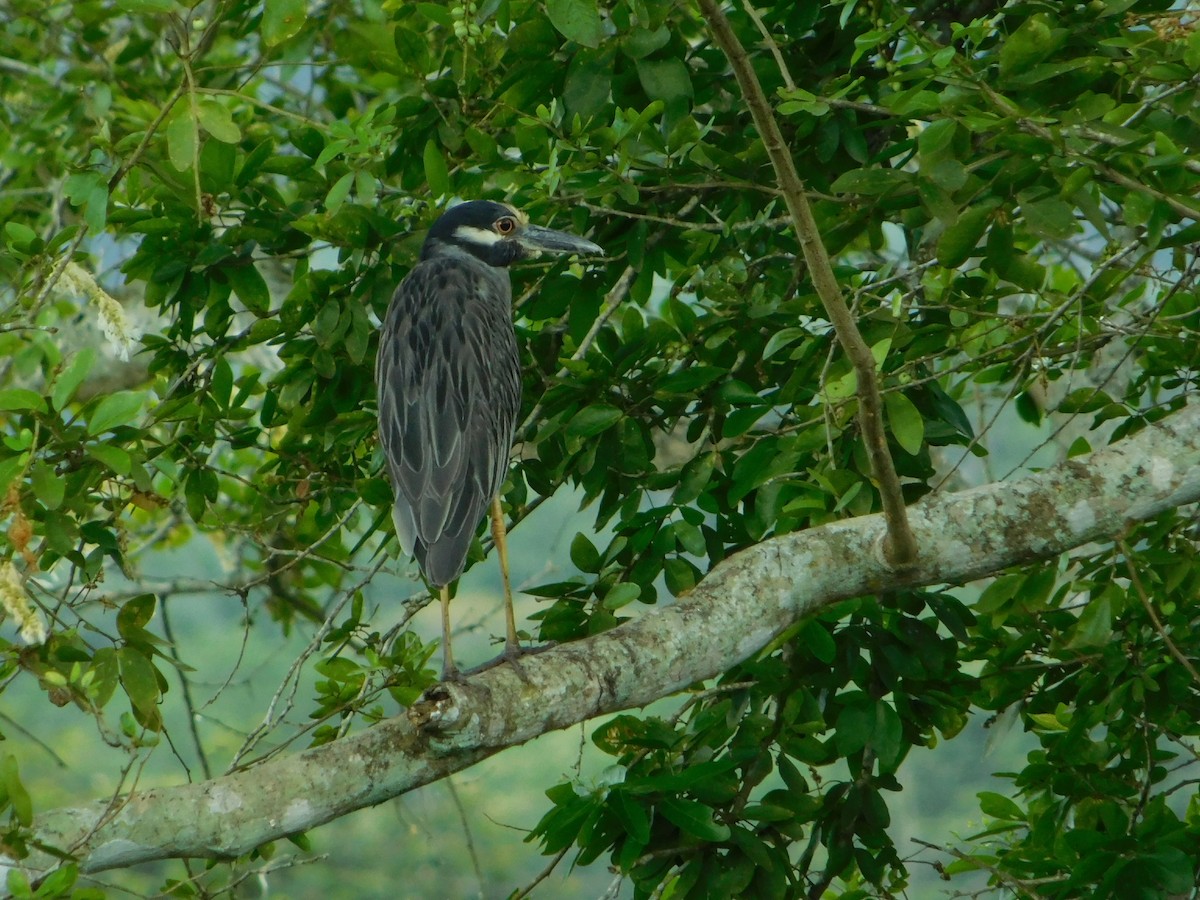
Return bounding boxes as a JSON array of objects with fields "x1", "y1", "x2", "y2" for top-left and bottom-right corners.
[{"x1": 454, "y1": 225, "x2": 502, "y2": 246}]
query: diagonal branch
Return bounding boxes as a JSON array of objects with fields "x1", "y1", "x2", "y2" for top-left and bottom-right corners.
[
  {"x1": 695, "y1": 0, "x2": 919, "y2": 567},
  {"x1": 12, "y1": 402, "x2": 1200, "y2": 881}
]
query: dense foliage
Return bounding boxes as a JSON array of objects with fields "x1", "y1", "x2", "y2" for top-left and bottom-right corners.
[{"x1": 1, "y1": 0, "x2": 1199, "y2": 897}]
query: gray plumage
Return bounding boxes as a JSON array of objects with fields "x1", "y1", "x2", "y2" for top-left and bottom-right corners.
[
  {"x1": 376, "y1": 201, "x2": 602, "y2": 591},
  {"x1": 376, "y1": 246, "x2": 521, "y2": 585}
]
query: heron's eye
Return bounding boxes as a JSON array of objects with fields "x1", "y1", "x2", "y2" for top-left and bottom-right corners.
[{"x1": 495, "y1": 216, "x2": 517, "y2": 235}]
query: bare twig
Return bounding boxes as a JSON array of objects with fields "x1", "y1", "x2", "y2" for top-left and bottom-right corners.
[
  {"x1": 582, "y1": 201, "x2": 793, "y2": 233},
  {"x1": 160, "y1": 599, "x2": 213, "y2": 781},
  {"x1": 910, "y1": 837, "x2": 1062, "y2": 897},
  {"x1": 510, "y1": 845, "x2": 570, "y2": 900},
  {"x1": 445, "y1": 778, "x2": 485, "y2": 898}
]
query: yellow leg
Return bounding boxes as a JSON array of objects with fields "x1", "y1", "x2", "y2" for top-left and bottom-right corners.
[
  {"x1": 439, "y1": 584, "x2": 458, "y2": 681},
  {"x1": 490, "y1": 495, "x2": 520, "y2": 656}
]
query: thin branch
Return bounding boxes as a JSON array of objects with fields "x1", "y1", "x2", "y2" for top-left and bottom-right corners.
[
  {"x1": 515, "y1": 263, "x2": 638, "y2": 443},
  {"x1": 1118, "y1": 537, "x2": 1200, "y2": 686},
  {"x1": 178, "y1": 44, "x2": 205, "y2": 222},
  {"x1": 741, "y1": 1, "x2": 795, "y2": 91},
  {"x1": 696, "y1": 0, "x2": 918, "y2": 567},
  {"x1": 0, "y1": 55, "x2": 56, "y2": 82},
  {"x1": 514, "y1": 195, "x2": 700, "y2": 446},
  {"x1": 160, "y1": 599, "x2": 213, "y2": 782},
  {"x1": 445, "y1": 778, "x2": 485, "y2": 899},
  {"x1": 194, "y1": 87, "x2": 325, "y2": 126},
  {"x1": 107, "y1": 84, "x2": 186, "y2": 192},
  {"x1": 910, "y1": 837, "x2": 1060, "y2": 897},
  {"x1": 510, "y1": 845, "x2": 570, "y2": 900},
  {"x1": 581, "y1": 201, "x2": 793, "y2": 233}
]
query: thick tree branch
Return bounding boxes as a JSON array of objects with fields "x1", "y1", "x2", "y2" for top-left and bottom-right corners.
[
  {"x1": 10, "y1": 403, "x2": 1200, "y2": 881},
  {"x1": 695, "y1": 0, "x2": 919, "y2": 567}
]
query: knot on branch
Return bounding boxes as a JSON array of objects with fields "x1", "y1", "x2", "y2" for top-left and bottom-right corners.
[{"x1": 408, "y1": 681, "x2": 472, "y2": 734}]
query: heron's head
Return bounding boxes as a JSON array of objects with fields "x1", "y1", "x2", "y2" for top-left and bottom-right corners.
[{"x1": 422, "y1": 200, "x2": 604, "y2": 267}]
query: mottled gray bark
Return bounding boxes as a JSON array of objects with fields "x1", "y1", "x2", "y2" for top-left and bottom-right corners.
[{"x1": 10, "y1": 403, "x2": 1200, "y2": 883}]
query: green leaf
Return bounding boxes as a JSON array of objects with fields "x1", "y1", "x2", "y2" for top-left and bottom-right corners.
[
  {"x1": 354, "y1": 169, "x2": 376, "y2": 203},
  {"x1": 63, "y1": 172, "x2": 109, "y2": 232},
  {"x1": 5, "y1": 221, "x2": 37, "y2": 247},
  {"x1": 226, "y1": 262, "x2": 271, "y2": 313},
  {"x1": 741, "y1": 802, "x2": 794, "y2": 822},
  {"x1": 1028, "y1": 711, "x2": 1068, "y2": 732},
  {"x1": 165, "y1": 112, "x2": 197, "y2": 172},
  {"x1": 831, "y1": 167, "x2": 911, "y2": 195},
  {"x1": 324, "y1": 171, "x2": 354, "y2": 215},
  {"x1": 567, "y1": 404, "x2": 622, "y2": 437},
  {"x1": 663, "y1": 558, "x2": 697, "y2": 595},
  {"x1": 1068, "y1": 586, "x2": 1115, "y2": 648},
  {"x1": 564, "y1": 48, "x2": 613, "y2": 117},
  {"x1": 570, "y1": 532, "x2": 601, "y2": 572},
  {"x1": 263, "y1": 0, "x2": 307, "y2": 46},
  {"x1": 674, "y1": 520, "x2": 705, "y2": 556},
  {"x1": 884, "y1": 390, "x2": 925, "y2": 455},
  {"x1": 415, "y1": 3, "x2": 452, "y2": 26},
  {"x1": 87, "y1": 648, "x2": 120, "y2": 709},
  {"x1": 0, "y1": 755, "x2": 32, "y2": 826},
  {"x1": 917, "y1": 119, "x2": 957, "y2": 158},
  {"x1": 999, "y1": 13, "x2": 1059, "y2": 77},
  {"x1": 635, "y1": 57, "x2": 693, "y2": 103},
  {"x1": 659, "y1": 797, "x2": 730, "y2": 842},
  {"x1": 31, "y1": 462, "x2": 64, "y2": 511},
  {"x1": 657, "y1": 366, "x2": 724, "y2": 394},
  {"x1": 52, "y1": 347, "x2": 96, "y2": 411},
  {"x1": 925, "y1": 160, "x2": 968, "y2": 195},
  {"x1": 800, "y1": 621, "x2": 836, "y2": 664},
  {"x1": 88, "y1": 443, "x2": 133, "y2": 475},
  {"x1": 674, "y1": 452, "x2": 715, "y2": 504},
  {"x1": 117, "y1": 647, "x2": 162, "y2": 723},
  {"x1": 5, "y1": 869, "x2": 32, "y2": 900},
  {"x1": 423, "y1": 141, "x2": 449, "y2": 198},
  {"x1": 762, "y1": 327, "x2": 809, "y2": 360},
  {"x1": 827, "y1": 698, "x2": 905, "y2": 773},
  {"x1": 545, "y1": 0, "x2": 603, "y2": 48},
  {"x1": 936, "y1": 202, "x2": 997, "y2": 268},
  {"x1": 313, "y1": 138, "x2": 351, "y2": 171},
  {"x1": 602, "y1": 583, "x2": 641, "y2": 610},
  {"x1": 315, "y1": 657, "x2": 363, "y2": 682},
  {"x1": 88, "y1": 391, "x2": 144, "y2": 435},
  {"x1": 610, "y1": 790, "x2": 650, "y2": 843},
  {"x1": 624, "y1": 26, "x2": 670, "y2": 60},
  {"x1": 0, "y1": 388, "x2": 47, "y2": 412},
  {"x1": 117, "y1": 594, "x2": 157, "y2": 635},
  {"x1": 997, "y1": 253, "x2": 1046, "y2": 291},
  {"x1": 978, "y1": 791, "x2": 1025, "y2": 821},
  {"x1": 196, "y1": 99, "x2": 241, "y2": 143},
  {"x1": 32, "y1": 863, "x2": 78, "y2": 897},
  {"x1": 1020, "y1": 196, "x2": 1077, "y2": 240},
  {"x1": 115, "y1": 0, "x2": 177, "y2": 12}
]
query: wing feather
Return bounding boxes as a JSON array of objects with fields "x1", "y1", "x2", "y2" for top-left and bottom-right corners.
[{"x1": 376, "y1": 254, "x2": 521, "y2": 586}]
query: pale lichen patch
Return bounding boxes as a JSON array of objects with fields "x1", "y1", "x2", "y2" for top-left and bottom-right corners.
[
  {"x1": 1066, "y1": 499, "x2": 1096, "y2": 536},
  {"x1": 206, "y1": 785, "x2": 243, "y2": 815}
]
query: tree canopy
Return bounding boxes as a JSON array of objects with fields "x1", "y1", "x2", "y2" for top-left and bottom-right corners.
[{"x1": 1, "y1": 0, "x2": 1200, "y2": 898}]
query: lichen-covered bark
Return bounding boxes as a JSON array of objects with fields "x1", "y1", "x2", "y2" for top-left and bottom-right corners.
[{"x1": 13, "y1": 403, "x2": 1200, "y2": 880}]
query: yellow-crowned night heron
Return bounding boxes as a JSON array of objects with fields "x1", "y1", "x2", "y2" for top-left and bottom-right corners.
[{"x1": 376, "y1": 200, "x2": 603, "y2": 679}]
